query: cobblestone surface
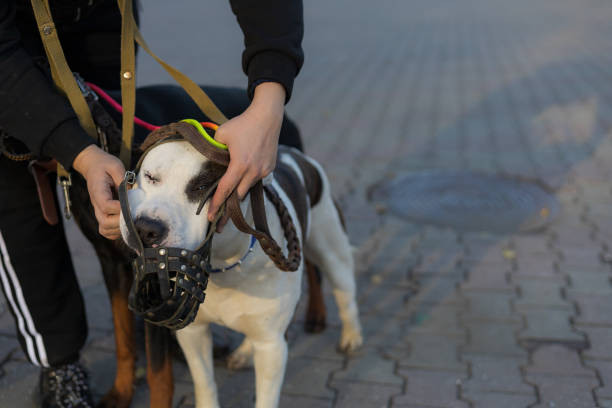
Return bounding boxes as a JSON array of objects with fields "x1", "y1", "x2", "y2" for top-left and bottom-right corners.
[{"x1": 3, "y1": 0, "x2": 612, "y2": 406}]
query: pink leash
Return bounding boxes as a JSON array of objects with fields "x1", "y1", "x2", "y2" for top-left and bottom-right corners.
[{"x1": 86, "y1": 82, "x2": 218, "y2": 132}]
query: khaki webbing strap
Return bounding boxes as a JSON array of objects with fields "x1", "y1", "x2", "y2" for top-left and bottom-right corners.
[
  {"x1": 30, "y1": 0, "x2": 98, "y2": 140},
  {"x1": 30, "y1": 0, "x2": 96, "y2": 200},
  {"x1": 118, "y1": 0, "x2": 137, "y2": 167},
  {"x1": 116, "y1": 0, "x2": 229, "y2": 167},
  {"x1": 132, "y1": 31, "x2": 229, "y2": 125}
]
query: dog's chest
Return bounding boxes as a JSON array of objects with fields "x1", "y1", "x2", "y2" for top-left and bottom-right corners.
[
  {"x1": 189, "y1": 148, "x2": 317, "y2": 330},
  {"x1": 195, "y1": 258, "x2": 303, "y2": 330}
]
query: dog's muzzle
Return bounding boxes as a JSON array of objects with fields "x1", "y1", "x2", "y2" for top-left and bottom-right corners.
[
  {"x1": 128, "y1": 244, "x2": 211, "y2": 330},
  {"x1": 119, "y1": 169, "x2": 217, "y2": 330}
]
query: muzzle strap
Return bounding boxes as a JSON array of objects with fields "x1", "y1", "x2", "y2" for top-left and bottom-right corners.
[
  {"x1": 119, "y1": 175, "x2": 144, "y2": 255},
  {"x1": 119, "y1": 175, "x2": 144, "y2": 256}
]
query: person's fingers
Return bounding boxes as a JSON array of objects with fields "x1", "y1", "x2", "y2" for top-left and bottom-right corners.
[
  {"x1": 92, "y1": 205, "x2": 121, "y2": 239},
  {"x1": 99, "y1": 228, "x2": 121, "y2": 240},
  {"x1": 88, "y1": 175, "x2": 113, "y2": 205},
  {"x1": 208, "y1": 162, "x2": 247, "y2": 221},
  {"x1": 107, "y1": 159, "x2": 126, "y2": 188},
  {"x1": 100, "y1": 213, "x2": 120, "y2": 229},
  {"x1": 99, "y1": 223, "x2": 120, "y2": 235},
  {"x1": 215, "y1": 211, "x2": 230, "y2": 234},
  {"x1": 214, "y1": 122, "x2": 234, "y2": 145},
  {"x1": 100, "y1": 198, "x2": 121, "y2": 216},
  {"x1": 80, "y1": 151, "x2": 126, "y2": 241},
  {"x1": 93, "y1": 206, "x2": 120, "y2": 229},
  {"x1": 89, "y1": 172, "x2": 121, "y2": 213},
  {"x1": 91, "y1": 181, "x2": 120, "y2": 224},
  {"x1": 236, "y1": 170, "x2": 259, "y2": 201}
]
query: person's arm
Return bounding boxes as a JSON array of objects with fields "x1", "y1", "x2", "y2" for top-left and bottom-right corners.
[
  {"x1": 0, "y1": 0, "x2": 124, "y2": 239},
  {"x1": 208, "y1": 0, "x2": 304, "y2": 227},
  {"x1": 229, "y1": 0, "x2": 304, "y2": 102},
  {"x1": 0, "y1": 0, "x2": 93, "y2": 169}
]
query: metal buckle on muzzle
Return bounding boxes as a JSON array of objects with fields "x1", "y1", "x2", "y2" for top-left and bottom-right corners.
[{"x1": 128, "y1": 243, "x2": 212, "y2": 330}]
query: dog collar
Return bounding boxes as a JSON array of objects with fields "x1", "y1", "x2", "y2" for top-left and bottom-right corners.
[{"x1": 210, "y1": 235, "x2": 257, "y2": 273}]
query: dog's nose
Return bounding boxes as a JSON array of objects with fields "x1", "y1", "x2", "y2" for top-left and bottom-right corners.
[{"x1": 134, "y1": 217, "x2": 168, "y2": 247}]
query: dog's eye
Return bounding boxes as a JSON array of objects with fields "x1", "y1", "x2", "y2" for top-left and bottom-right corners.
[{"x1": 144, "y1": 171, "x2": 160, "y2": 184}]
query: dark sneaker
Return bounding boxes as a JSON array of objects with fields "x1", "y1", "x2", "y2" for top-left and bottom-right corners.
[{"x1": 39, "y1": 361, "x2": 94, "y2": 408}]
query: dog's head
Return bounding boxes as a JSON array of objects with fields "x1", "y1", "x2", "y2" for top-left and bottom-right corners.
[{"x1": 120, "y1": 140, "x2": 226, "y2": 252}]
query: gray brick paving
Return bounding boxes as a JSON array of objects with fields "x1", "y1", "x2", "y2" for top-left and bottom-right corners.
[
  {"x1": 464, "y1": 392, "x2": 537, "y2": 408},
  {"x1": 332, "y1": 382, "x2": 402, "y2": 408},
  {"x1": 461, "y1": 354, "x2": 533, "y2": 395},
  {"x1": 393, "y1": 368, "x2": 469, "y2": 408},
  {"x1": 525, "y1": 345, "x2": 596, "y2": 378},
  {"x1": 518, "y1": 309, "x2": 587, "y2": 350},
  {"x1": 525, "y1": 375, "x2": 599, "y2": 408},
  {"x1": 462, "y1": 322, "x2": 527, "y2": 358},
  {"x1": 514, "y1": 278, "x2": 573, "y2": 310},
  {"x1": 332, "y1": 348, "x2": 402, "y2": 386},
  {"x1": 3, "y1": 0, "x2": 612, "y2": 406},
  {"x1": 387, "y1": 332, "x2": 467, "y2": 373},
  {"x1": 462, "y1": 292, "x2": 520, "y2": 323}
]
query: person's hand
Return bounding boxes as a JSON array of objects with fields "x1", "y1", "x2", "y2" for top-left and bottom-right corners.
[
  {"x1": 72, "y1": 145, "x2": 125, "y2": 240},
  {"x1": 207, "y1": 82, "x2": 286, "y2": 232}
]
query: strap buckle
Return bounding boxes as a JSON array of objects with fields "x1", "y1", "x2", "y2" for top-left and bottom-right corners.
[
  {"x1": 125, "y1": 170, "x2": 137, "y2": 185},
  {"x1": 73, "y1": 72, "x2": 98, "y2": 101},
  {"x1": 58, "y1": 173, "x2": 72, "y2": 219}
]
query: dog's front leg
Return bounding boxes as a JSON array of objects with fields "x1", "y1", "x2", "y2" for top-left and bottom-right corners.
[
  {"x1": 252, "y1": 336, "x2": 288, "y2": 408},
  {"x1": 98, "y1": 277, "x2": 135, "y2": 408},
  {"x1": 145, "y1": 323, "x2": 174, "y2": 408},
  {"x1": 176, "y1": 323, "x2": 219, "y2": 408}
]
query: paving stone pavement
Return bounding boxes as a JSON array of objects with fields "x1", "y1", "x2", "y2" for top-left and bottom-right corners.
[{"x1": 2, "y1": 0, "x2": 612, "y2": 406}]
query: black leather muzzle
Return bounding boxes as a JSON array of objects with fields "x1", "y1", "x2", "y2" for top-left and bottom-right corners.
[
  {"x1": 119, "y1": 164, "x2": 219, "y2": 330},
  {"x1": 128, "y1": 244, "x2": 211, "y2": 330}
]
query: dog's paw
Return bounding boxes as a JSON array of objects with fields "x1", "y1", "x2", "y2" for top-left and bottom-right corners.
[
  {"x1": 338, "y1": 328, "x2": 363, "y2": 353},
  {"x1": 304, "y1": 311, "x2": 327, "y2": 333},
  {"x1": 227, "y1": 345, "x2": 253, "y2": 370},
  {"x1": 304, "y1": 319, "x2": 327, "y2": 334}
]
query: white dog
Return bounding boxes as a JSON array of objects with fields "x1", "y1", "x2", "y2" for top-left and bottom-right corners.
[{"x1": 120, "y1": 139, "x2": 362, "y2": 408}]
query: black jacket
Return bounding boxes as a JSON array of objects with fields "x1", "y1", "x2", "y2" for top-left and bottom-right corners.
[{"x1": 0, "y1": 0, "x2": 303, "y2": 170}]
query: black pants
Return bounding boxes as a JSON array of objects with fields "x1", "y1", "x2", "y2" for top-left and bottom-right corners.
[
  {"x1": 0, "y1": 159, "x2": 87, "y2": 367},
  {"x1": 0, "y1": 0, "x2": 125, "y2": 369},
  {"x1": 2, "y1": 2, "x2": 302, "y2": 368}
]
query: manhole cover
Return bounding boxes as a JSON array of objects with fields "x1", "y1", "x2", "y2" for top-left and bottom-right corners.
[{"x1": 369, "y1": 170, "x2": 560, "y2": 233}]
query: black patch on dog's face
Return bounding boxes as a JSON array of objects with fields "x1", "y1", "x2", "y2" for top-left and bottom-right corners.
[{"x1": 185, "y1": 161, "x2": 226, "y2": 203}]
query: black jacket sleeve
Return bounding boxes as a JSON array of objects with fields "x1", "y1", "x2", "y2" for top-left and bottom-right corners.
[
  {"x1": 0, "y1": 0, "x2": 93, "y2": 170},
  {"x1": 229, "y1": 0, "x2": 304, "y2": 102}
]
